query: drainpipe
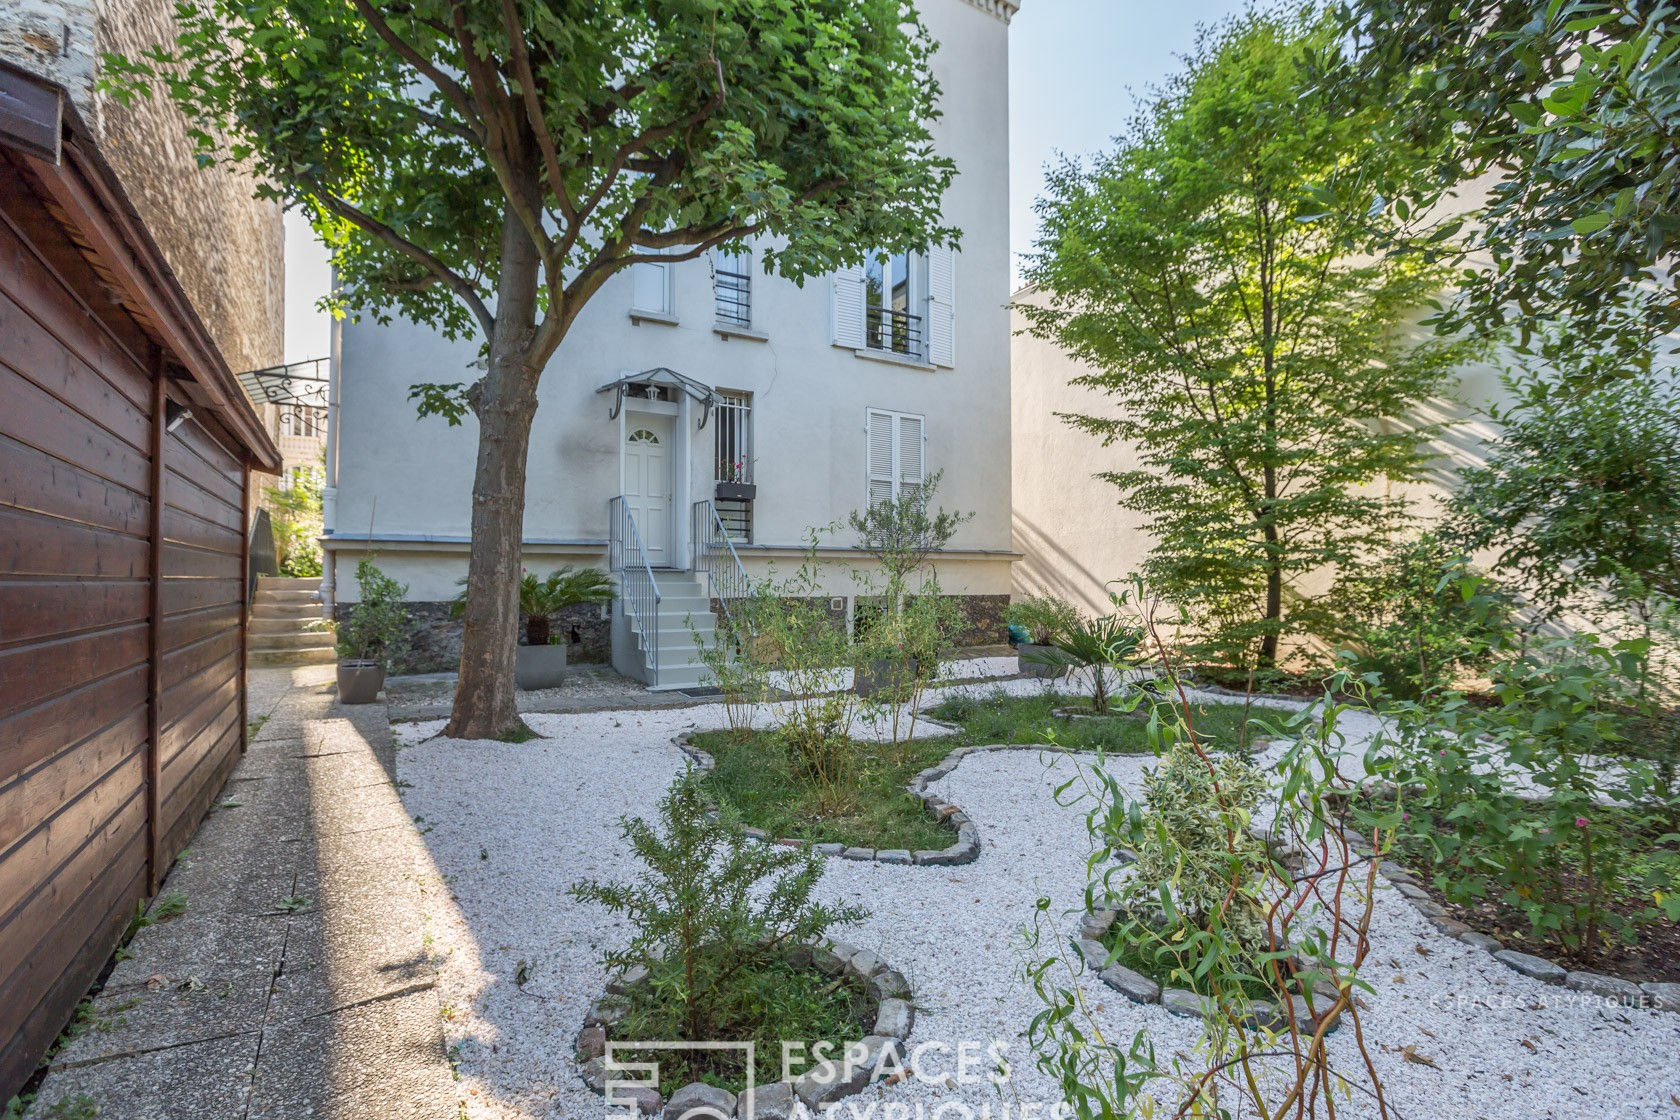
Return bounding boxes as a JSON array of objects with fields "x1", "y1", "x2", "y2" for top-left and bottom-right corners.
[{"x1": 319, "y1": 289, "x2": 342, "y2": 614}]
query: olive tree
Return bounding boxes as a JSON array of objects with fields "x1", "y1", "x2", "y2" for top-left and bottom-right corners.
[{"x1": 109, "y1": 0, "x2": 956, "y2": 737}]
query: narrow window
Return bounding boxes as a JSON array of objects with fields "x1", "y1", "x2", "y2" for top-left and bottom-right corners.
[
  {"x1": 713, "y1": 390, "x2": 753, "y2": 542},
  {"x1": 865, "y1": 408, "x2": 926, "y2": 507},
  {"x1": 713, "y1": 249, "x2": 752, "y2": 327}
]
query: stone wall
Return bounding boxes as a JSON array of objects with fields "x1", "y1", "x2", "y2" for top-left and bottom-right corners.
[
  {"x1": 335, "y1": 602, "x2": 613, "y2": 677},
  {"x1": 1, "y1": 0, "x2": 285, "y2": 377}
]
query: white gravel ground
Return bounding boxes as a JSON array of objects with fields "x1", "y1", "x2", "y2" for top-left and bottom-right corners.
[{"x1": 395, "y1": 682, "x2": 1680, "y2": 1120}]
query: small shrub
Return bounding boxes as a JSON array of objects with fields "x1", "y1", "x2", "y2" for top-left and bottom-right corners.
[
  {"x1": 1022, "y1": 587, "x2": 1145, "y2": 713},
  {"x1": 1378, "y1": 634, "x2": 1680, "y2": 960},
  {"x1": 1008, "y1": 594, "x2": 1081, "y2": 646},
  {"x1": 1315, "y1": 533, "x2": 1513, "y2": 700},
  {"x1": 569, "y1": 775, "x2": 868, "y2": 1055},
  {"x1": 335, "y1": 558, "x2": 412, "y2": 665},
  {"x1": 451, "y1": 565, "x2": 612, "y2": 647}
]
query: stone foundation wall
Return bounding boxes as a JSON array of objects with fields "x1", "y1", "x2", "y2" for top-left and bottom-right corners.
[{"x1": 335, "y1": 601, "x2": 611, "y2": 676}]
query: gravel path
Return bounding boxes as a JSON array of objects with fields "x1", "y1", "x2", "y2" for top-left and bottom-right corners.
[{"x1": 395, "y1": 685, "x2": 1680, "y2": 1120}]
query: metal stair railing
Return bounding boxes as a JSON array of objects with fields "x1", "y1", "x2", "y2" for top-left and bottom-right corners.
[
  {"x1": 690, "y1": 498, "x2": 751, "y2": 629},
  {"x1": 608, "y1": 496, "x2": 663, "y2": 678}
]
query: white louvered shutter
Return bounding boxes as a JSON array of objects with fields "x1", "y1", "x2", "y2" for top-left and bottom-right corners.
[
  {"x1": 897, "y1": 414, "x2": 925, "y2": 495},
  {"x1": 926, "y1": 245, "x2": 955, "y2": 367},
  {"x1": 831, "y1": 265, "x2": 866, "y2": 348},
  {"x1": 867, "y1": 409, "x2": 896, "y2": 508}
]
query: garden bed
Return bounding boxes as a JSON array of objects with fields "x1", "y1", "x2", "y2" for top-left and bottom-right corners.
[
  {"x1": 1390, "y1": 802, "x2": 1680, "y2": 984},
  {"x1": 688, "y1": 694, "x2": 1263, "y2": 852}
]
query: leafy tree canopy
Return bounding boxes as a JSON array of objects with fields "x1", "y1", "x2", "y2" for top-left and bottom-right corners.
[
  {"x1": 1020, "y1": 7, "x2": 1478, "y2": 666},
  {"x1": 1338, "y1": 0, "x2": 1680, "y2": 372}
]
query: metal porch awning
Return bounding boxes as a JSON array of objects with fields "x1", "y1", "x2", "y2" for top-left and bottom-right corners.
[
  {"x1": 236, "y1": 357, "x2": 330, "y2": 408},
  {"x1": 594, "y1": 367, "x2": 719, "y2": 427}
]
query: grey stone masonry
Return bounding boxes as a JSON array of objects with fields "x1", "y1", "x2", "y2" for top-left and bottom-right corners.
[{"x1": 666, "y1": 1082, "x2": 736, "y2": 1120}]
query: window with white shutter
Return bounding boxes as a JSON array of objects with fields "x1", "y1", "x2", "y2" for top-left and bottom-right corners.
[
  {"x1": 831, "y1": 264, "x2": 866, "y2": 348},
  {"x1": 926, "y1": 245, "x2": 955, "y2": 367},
  {"x1": 631, "y1": 260, "x2": 673, "y2": 316},
  {"x1": 865, "y1": 408, "x2": 927, "y2": 508}
]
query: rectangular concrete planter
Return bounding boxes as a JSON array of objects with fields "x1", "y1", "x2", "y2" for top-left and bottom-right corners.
[
  {"x1": 715, "y1": 480, "x2": 757, "y2": 502},
  {"x1": 855, "y1": 656, "x2": 918, "y2": 699},
  {"x1": 1016, "y1": 643, "x2": 1064, "y2": 679},
  {"x1": 515, "y1": 643, "x2": 568, "y2": 691}
]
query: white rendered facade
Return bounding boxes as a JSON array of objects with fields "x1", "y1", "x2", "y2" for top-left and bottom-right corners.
[{"x1": 323, "y1": 0, "x2": 1020, "y2": 672}]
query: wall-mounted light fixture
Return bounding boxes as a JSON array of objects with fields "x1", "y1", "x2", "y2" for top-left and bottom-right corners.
[{"x1": 164, "y1": 399, "x2": 193, "y2": 434}]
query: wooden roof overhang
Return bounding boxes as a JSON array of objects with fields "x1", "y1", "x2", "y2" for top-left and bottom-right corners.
[{"x1": 0, "y1": 59, "x2": 282, "y2": 472}]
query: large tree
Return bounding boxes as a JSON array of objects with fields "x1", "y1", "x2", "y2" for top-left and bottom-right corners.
[
  {"x1": 1020, "y1": 8, "x2": 1478, "y2": 668},
  {"x1": 111, "y1": 0, "x2": 955, "y2": 738},
  {"x1": 1341, "y1": 0, "x2": 1680, "y2": 373}
]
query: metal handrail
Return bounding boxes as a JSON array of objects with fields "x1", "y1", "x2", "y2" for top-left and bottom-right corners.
[
  {"x1": 608, "y1": 496, "x2": 663, "y2": 678},
  {"x1": 691, "y1": 498, "x2": 750, "y2": 629},
  {"x1": 865, "y1": 306, "x2": 924, "y2": 357}
]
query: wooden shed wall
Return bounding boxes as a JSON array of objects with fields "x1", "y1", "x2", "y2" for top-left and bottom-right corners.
[{"x1": 0, "y1": 155, "x2": 250, "y2": 1098}]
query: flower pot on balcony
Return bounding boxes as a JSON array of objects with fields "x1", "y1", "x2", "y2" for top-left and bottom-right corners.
[
  {"x1": 715, "y1": 480, "x2": 757, "y2": 502},
  {"x1": 336, "y1": 660, "x2": 386, "y2": 704},
  {"x1": 515, "y1": 642, "x2": 568, "y2": 691}
]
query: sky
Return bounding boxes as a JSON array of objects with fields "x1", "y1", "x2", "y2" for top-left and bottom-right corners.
[{"x1": 283, "y1": 0, "x2": 1249, "y2": 361}]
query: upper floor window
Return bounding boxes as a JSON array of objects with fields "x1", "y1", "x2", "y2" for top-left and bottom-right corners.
[
  {"x1": 712, "y1": 250, "x2": 752, "y2": 328},
  {"x1": 631, "y1": 259, "x2": 675, "y2": 318},
  {"x1": 864, "y1": 250, "x2": 923, "y2": 356},
  {"x1": 831, "y1": 246, "x2": 956, "y2": 367},
  {"x1": 280, "y1": 405, "x2": 323, "y2": 438}
]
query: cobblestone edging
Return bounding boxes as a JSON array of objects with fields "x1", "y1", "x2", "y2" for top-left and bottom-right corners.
[
  {"x1": 1343, "y1": 827, "x2": 1680, "y2": 1013},
  {"x1": 573, "y1": 937, "x2": 917, "y2": 1119},
  {"x1": 1074, "y1": 829, "x2": 1346, "y2": 1035},
  {"x1": 673, "y1": 730, "x2": 1012, "y2": 867}
]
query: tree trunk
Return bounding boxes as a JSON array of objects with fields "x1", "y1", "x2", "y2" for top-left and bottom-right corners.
[
  {"x1": 445, "y1": 199, "x2": 543, "y2": 740},
  {"x1": 1260, "y1": 523, "x2": 1282, "y2": 668}
]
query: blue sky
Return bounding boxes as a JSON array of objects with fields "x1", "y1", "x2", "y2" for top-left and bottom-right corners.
[{"x1": 285, "y1": 1, "x2": 1247, "y2": 360}]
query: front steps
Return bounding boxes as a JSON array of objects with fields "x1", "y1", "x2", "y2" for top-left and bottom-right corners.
[
  {"x1": 621, "y1": 571, "x2": 717, "y2": 690},
  {"x1": 249, "y1": 576, "x2": 334, "y2": 666}
]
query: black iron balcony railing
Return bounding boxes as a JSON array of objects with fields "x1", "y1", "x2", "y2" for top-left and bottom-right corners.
[
  {"x1": 865, "y1": 306, "x2": 923, "y2": 358},
  {"x1": 714, "y1": 268, "x2": 751, "y2": 327}
]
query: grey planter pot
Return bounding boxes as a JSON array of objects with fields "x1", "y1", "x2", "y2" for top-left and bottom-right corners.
[
  {"x1": 855, "y1": 656, "x2": 918, "y2": 699},
  {"x1": 515, "y1": 643, "x2": 568, "y2": 691},
  {"x1": 715, "y1": 480, "x2": 757, "y2": 502},
  {"x1": 336, "y1": 660, "x2": 385, "y2": 704},
  {"x1": 1017, "y1": 643, "x2": 1064, "y2": 679}
]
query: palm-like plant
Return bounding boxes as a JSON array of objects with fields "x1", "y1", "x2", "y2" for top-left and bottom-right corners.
[
  {"x1": 1023, "y1": 593, "x2": 1145, "y2": 713},
  {"x1": 453, "y1": 566, "x2": 614, "y2": 647}
]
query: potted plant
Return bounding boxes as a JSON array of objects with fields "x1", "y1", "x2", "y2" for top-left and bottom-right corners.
[
  {"x1": 455, "y1": 566, "x2": 614, "y2": 691},
  {"x1": 335, "y1": 558, "x2": 411, "y2": 704},
  {"x1": 1008, "y1": 594, "x2": 1080, "y2": 679},
  {"x1": 715, "y1": 456, "x2": 756, "y2": 502}
]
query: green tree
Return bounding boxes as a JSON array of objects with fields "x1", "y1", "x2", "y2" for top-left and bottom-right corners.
[
  {"x1": 264, "y1": 463, "x2": 324, "y2": 578},
  {"x1": 1340, "y1": 0, "x2": 1680, "y2": 371},
  {"x1": 1449, "y1": 368, "x2": 1680, "y2": 621},
  {"x1": 108, "y1": 1, "x2": 955, "y2": 739},
  {"x1": 1019, "y1": 8, "x2": 1477, "y2": 668}
]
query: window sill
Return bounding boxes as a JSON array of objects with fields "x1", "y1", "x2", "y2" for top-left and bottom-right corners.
[
  {"x1": 713, "y1": 323, "x2": 768, "y2": 342},
  {"x1": 847, "y1": 345, "x2": 936, "y2": 371},
  {"x1": 629, "y1": 309, "x2": 680, "y2": 327}
]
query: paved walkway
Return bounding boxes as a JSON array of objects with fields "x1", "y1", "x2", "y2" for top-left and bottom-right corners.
[{"x1": 25, "y1": 667, "x2": 456, "y2": 1120}]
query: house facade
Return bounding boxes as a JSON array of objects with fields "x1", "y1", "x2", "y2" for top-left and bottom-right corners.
[
  {"x1": 1009, "y1": 282, "x2": 1513, "y2": 617},
  {"x1": 323, "y1": 0, "x2": 1020, "y2": 687}
]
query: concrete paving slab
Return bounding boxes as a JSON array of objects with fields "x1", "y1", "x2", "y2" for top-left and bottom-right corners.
[
  {"x1": 29, "y1": 1031, "x2": 260, "y2": 1120},
  {"x1": 248, "y1": 990, "x2": 455, "y2": 1120}
]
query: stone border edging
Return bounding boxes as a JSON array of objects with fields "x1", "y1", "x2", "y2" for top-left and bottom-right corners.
[
  {"x1": 574, "y1": 936, "x2": 917, "y2": 1119},
  {"x1": 674, "y1": 730, "x2": 997, "y2": 866},
  {"x1": 1342, "y1": 829, "x2": 1680, "y2": 1012}
]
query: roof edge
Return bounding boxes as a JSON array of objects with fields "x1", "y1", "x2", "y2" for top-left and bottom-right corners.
[{"x1": 0, "y1": 59, "x2": 282, "y2": 472}]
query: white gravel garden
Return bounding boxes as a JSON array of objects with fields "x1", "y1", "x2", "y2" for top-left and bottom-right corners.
[{"x1": 394, "y1": 678, "x2": 1680, "y2": 1120}]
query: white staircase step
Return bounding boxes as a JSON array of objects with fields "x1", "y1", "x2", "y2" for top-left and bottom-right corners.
[
  {"x1": 249, "y1": 631, "x2": 336, "y2": 652},
  {"x1": 258, "y1": 576, "x2": 321, "y2": 591}
]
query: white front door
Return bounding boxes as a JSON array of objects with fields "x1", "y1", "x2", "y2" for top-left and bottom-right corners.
[{"x1": 623, "y1": 415, "x2": 674, "y2": 565}]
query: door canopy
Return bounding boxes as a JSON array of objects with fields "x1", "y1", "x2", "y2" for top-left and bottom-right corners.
[{"x1": 595, "y1": 367, "x2": 718, "y2": 427}]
